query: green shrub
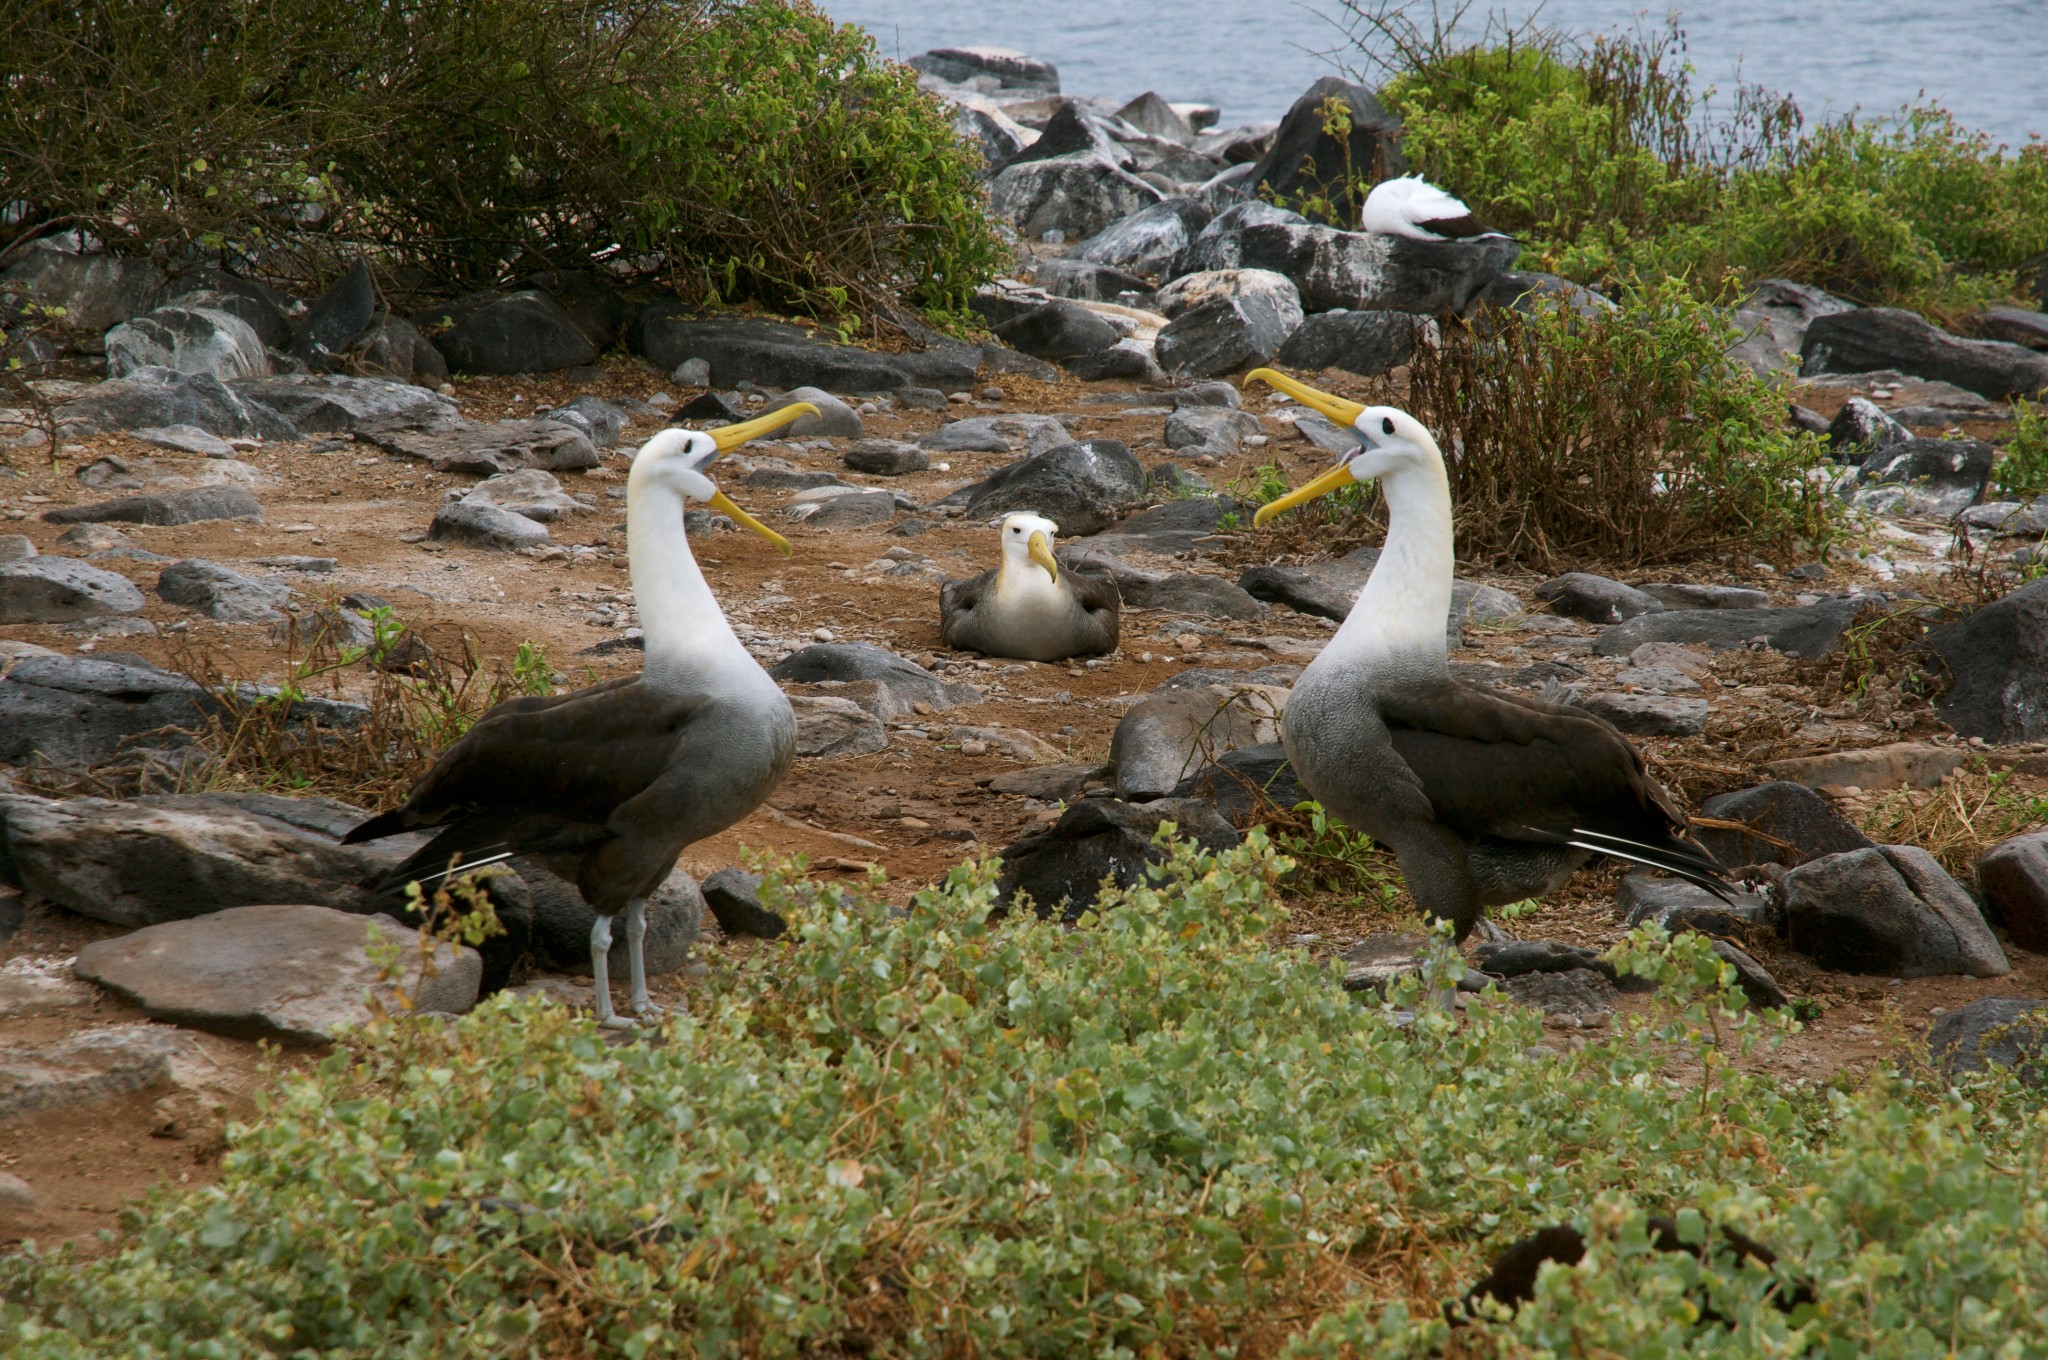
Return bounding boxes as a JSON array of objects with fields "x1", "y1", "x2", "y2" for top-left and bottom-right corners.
[
  {"x1": 0, "y1": 0, "x2": 1000, "y2": 323},
  {"x1": 1347, "y1": 8, "x2": 2048, "y2": 315},
  {"x1": 1995, "y1": 400, "x2": 2048, "y2": 498},
  {"x1": 5, "y1": 833, "x2": 2046, "y2": 1357},
  {"x1": 1382, "y1": 283, "x2": 1837, "y2": 567}
]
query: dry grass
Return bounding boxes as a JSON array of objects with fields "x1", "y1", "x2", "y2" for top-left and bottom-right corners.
[
  {"x1": 17, "y1": 603, "x2": 547, "y2": 807},
  {"x1": 1859, "y1": 763, "x2": 2048, "y2": 878}
]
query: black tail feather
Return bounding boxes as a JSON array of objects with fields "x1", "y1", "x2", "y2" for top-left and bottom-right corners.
[
  {"x1": 369, "y1": 814, "x2": 519, "y2": 897},
  {"x1": 1514, "y1": 823, "x2": 1739, "y2": 903},
  {"x1": 343, "y1": 807, "x2": 417, "y2": 846}
]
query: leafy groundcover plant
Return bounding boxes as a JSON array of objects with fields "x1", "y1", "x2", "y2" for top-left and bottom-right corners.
[{"x1": 4, "y1": 832, "x2": 2044, "y2": 1357}]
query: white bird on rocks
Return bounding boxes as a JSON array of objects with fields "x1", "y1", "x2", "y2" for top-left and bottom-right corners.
[
  {"x1": 345, "y1": 404, "x2": 818, "y2": 1028},
  {"x1": 1360, "y1": 174, "x2": 1508, "y2": 242},
  {"x1": 1243, "y1": 368, "x2": 1731, "y2": 942}
]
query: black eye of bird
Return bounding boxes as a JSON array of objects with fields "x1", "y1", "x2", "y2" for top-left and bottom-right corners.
[{"x1": 1381, "y1": 416, "x2": 1396, "y2": 435}]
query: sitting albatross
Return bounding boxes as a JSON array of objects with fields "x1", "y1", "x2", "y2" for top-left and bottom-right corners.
[
  {"x1": 343, "y1": 405, "x2": 818, "y2": 1026},
  {"x1": 939, "y1": 512, "x2": 1120, "y2": 662},
  {"x1": 1243, "y1": 369, "x2": 1729, "y2": 940},
  {"x1": 1360, "y1": 174, "x2": 1508, "y2": 242}
]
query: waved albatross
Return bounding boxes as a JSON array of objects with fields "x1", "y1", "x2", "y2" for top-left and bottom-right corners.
[
  {"x1": 939, "y1": 512, "x2": 1120, "y2": 662},
  {"x1": 1244, "y1": 369, "x2": 1729, "y2": 940},
  {"x1": 345, "y1": 406, "x2": 817, "y2": 1026}
]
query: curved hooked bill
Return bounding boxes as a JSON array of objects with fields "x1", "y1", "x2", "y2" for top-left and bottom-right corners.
[
  {"x1": 694, "y1": 402, "x2": 821, "y2": 556},
  {"x1": 1025, "y1": 529, "x2": 1059, "y2": 583},
  {"x1": 1242, "y1": 369, "x2": 1367, "y2": 528}
]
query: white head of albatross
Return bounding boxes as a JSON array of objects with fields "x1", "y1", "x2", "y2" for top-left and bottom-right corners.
[
  {"x1": 1250, "y1": 370, "x2": 1455, "y2": 663},
  {"x1": 625, "y1": 409, "x2": 811, "y2": 694},
  {"x1": 1242, "y1": 367, "x2": 1731, "y2": 944},
  {"x1": 998, "y1": 511, "x2": 1063, "y2": 585}
]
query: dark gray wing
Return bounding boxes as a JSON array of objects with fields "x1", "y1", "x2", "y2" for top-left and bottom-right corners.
[
  {"x1": 1377, "y1": 680, "x2": 1726, "y2": 887},
  {"x1": 939, "y1": 567, "x2": 998, "y2": 649}
]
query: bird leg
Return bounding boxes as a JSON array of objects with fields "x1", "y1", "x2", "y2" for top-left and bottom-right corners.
[
  {"x1": 589, "y1": 914, "x2": 635, "y2": 1030},
  {"x1": 625, "y1": 897, "x2": 663, "y2": 1019}
]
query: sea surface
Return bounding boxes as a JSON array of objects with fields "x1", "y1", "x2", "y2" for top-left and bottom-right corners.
[{"x1": 824, "y1": 0, "x2": 2046, "y2": 147}]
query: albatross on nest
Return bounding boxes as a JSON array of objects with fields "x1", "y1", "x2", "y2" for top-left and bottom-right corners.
[
  {"x1": 1243, "y1": 369, "x2": 1729, "y2": 940},
  {"x1": 344, "y1": 405, "x2": 818, "y2": 1027},
  {"x1": 1360, "y1": 174, "x2": 1508, "y2": 242},
  {"x1": 939, "y1": 512, "x2": 1120, "y2": 662}
]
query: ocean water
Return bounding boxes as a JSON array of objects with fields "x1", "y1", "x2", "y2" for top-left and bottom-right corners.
[{"x1": 824, "y1": 0, "x2": 2046, "y2": 147}]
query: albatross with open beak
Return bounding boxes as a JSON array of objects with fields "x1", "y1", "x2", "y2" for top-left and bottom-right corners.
[
  {"x1": 344, "y1": 405, "x2": 818, "y2": 1026},
  {"x1": 1243, "y1": 369, "x2": 1729, "y2": 940},
  {"x1": 939, "y1": 512, "x2": 1120, "y2": 662}
]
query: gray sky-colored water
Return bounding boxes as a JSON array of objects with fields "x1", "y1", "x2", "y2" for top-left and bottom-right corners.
[{"x1": 822, "y1": 1, "x2": 2047, "y2": 146}]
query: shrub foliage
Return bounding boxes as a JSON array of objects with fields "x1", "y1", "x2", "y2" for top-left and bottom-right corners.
[
  {"x1": 1361, "y1": 285, "x2": 1837, "y2": 568},
  {"x1": 0, "y1": 0, "x2": 1000, "y2": 322},
  {"x1": 4, "y1": 834, "x2": 2046, "y2": 1356},
  {"x1": 1334, "y1": 5, "x2": 2048, "y2": 315}
]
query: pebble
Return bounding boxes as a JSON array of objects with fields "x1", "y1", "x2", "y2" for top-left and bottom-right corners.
[
  {"x1": 0, "y1": 1171, "x2": 34, "y2": 1208},
  {"x1": 980, "y1": 386, "x2": 1005, "y2": 401},
  {"x1": 813, "y1": 627, "x2": 834, "y2": 642},
  {"x1": 959, "y1": 739, "x2": 989, "y2": 756}
]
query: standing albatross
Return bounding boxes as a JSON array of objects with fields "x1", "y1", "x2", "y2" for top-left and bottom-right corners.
[
  {"x1": 344, "y1": 406, "x2": 817, "y2": 1026},
  {"x1": 1243, "y1": 370, "x2": 1729, "y2": 940},
  {"x1": 940, "y1": 512, "x2": 1120, "y2": 662}
]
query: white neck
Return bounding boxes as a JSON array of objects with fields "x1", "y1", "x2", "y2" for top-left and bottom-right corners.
[
  {"x1": 1320, "y1": 457, "x2": 1456, "y2": 673},
  {"x1": 995, "y1": 552, "x2": 1062, "y2": 603},
  {"x1": 625, "y1": 477, "x2": 760, "y2": 694}
]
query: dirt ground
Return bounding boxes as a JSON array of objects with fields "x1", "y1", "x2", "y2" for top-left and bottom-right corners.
[{"x1": 2, "y1": 355, "x2": 2044, "y2": 1251}]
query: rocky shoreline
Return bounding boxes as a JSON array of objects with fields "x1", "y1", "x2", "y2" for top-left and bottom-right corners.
[{"x1": 2, "y1": 42, "x2": 2048, "y2": 1245}]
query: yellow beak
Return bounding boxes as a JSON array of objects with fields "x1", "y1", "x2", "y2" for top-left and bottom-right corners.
[
  {"x1": 707, "y1": 490, "x2": 792, "y2": 556},
  {"x1": 694, "y1": 403, "x2": 817, "y2": 556},
  {"x1": 1026, "y1": 529, "x2": 1059, "y2": 583},
  {"x1": 1243, "y1": 370, "x2": 1368, "y2": 528},
  {"x1": 708, "y1": 402, "x2": 820, "y2": 453},
  {"x1": 1244, "y1": 368, "x2": 1367, "y2": 430},
  {"x1": 1251, "y1": 462, "x2": 1360, "y2": 527}
]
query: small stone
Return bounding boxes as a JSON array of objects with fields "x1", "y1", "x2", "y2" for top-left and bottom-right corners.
[
  {"x1": 428, "y1": 499, "x2": 550, "y2": 551},
  {"x1": 1571, "y1": 691, "x2": 1708, "y2": 736},
  {"x1": 959, "y1": 739, "x2": 989, "y2": 756},
  {"x1": 671, "y1": 357, "x2": 712, "y2": 386},
  {"x1": 1927, "y1": 997, "x2": 2048, "y2": 1083},
  {"x1": 699, "y1": 867, "x2": 785, "y2": 939},
  {"x1": 762, "y1": 386, "x2": 862, "y2": 439},
  {"x1": 156, "y1": 558, "x2": 291, "y2": 623},
  {"x1": 75, "y1": 903, "x2": 480, "y2": 1044},
  {"x1": 843, "y1": 440, "x2": 930, "y2": 476},
  {"x1": 1535, "y1": 572, "x2": 1663, "y2": 624},
  {"x1": 0, "y1": 1171, "x2": 34, "y2": 1208},
  {"x1": 130, "y1": 423, "x2": 238, "y2": 457},
  {"x1": 0, "y1": 556, "x2": 148, "y2": 623}
]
